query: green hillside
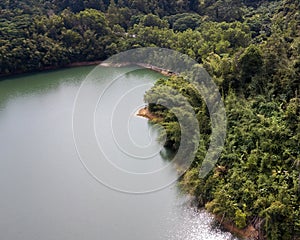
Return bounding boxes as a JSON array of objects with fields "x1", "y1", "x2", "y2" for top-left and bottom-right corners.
[{"x1": 0, "y1": 1, "x2": 299, "y2": 239}]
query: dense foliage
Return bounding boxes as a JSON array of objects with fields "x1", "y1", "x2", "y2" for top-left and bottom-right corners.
[
  {"x1": 145, "y1": 76, "x2": 299, "y2": 239},
  {"x1": 141, "y1": 1, "x2": 299, "y2": 239},
  {"x1": 1, "y1": 0, "x2": 297, "y2": 75},
  {"x1": 1, "y1": 0, "x2": 299, "y2": 239}
]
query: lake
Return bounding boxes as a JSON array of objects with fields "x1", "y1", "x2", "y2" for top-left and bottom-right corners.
[{"x1": 0, "y1": 66, "x2": 237, "y2": 240}]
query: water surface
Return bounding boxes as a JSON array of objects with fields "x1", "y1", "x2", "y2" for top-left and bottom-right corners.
[{"x1": 0, "y1": 66, "x2": 237, "y2": 240}]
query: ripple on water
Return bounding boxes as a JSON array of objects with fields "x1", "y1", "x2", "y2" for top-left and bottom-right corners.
[{"x1": 165, "y1": 198, "x2": 239, "y2": 240}]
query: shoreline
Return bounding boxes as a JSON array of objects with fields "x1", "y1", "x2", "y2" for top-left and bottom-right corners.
[
  {"x1": 138, "y1": 106, "x2": 261, "y2": 240},
  {"x1": 0, "y1": 60, "x2": 176, "y2": 79},
  {"x1": 100, "y1": 61, "x2": 176, "y2": 77},
  {"x1": 0, "y1": 60, "x2": 104, "y2": 79},
  {"x1": 214, "y1": 214, "x2": 260, "y2": 239},
  {"x1": 136, "y1": 107, "x2": 163, "y2": 121}
]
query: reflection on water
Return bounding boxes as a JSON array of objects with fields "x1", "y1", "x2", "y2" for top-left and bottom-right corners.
[
  {"x1": 0, "y1": 66, "x2": 94, "y2": 111},
  {"x1": 166, "y1": 197, "x2": 239, "y2": 240}
]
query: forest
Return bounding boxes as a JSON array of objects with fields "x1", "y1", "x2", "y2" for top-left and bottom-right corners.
[{"x1": 0, "y1": 0, "x2": 299, "y2": 239}]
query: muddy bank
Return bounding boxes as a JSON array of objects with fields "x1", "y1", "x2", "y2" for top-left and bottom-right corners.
[
  {"x1": 214, "y1": 214, "x2": 260, "y2": 239},
  {"x1": 136, "y1": 107, "x2": 162, "y2": 121},
  {"x1": 101, "y1": 62, "x2": 177, "y2": 77}
]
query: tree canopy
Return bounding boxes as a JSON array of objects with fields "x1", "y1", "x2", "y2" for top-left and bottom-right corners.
[{"x1": 0, "y1": 0, "x2": 299, "y2": 239}]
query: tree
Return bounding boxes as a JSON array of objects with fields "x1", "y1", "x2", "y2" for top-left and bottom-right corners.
[
  {"x1": 239, "y1": 45, "x2": 263, "y2": 83},
  {"x1": 140, "y1": 14, "x2": 169, "y2": 28}
]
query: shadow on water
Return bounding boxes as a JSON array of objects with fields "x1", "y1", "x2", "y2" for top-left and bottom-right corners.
[{"x1": 0, "y1": 66, "x2": 94, "y2": 111}]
